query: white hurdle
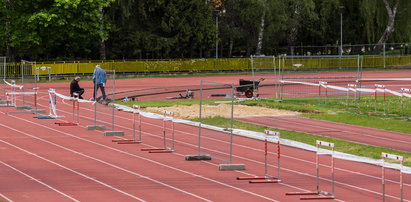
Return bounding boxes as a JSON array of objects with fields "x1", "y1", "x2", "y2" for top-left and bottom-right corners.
[
  {"x1": 381, "y1": 152, "x2": 404, "y2": 202},
  {"x1": 141, "y1": 110, "x2": 175, "y2": 153},
  {"x1": 113, "y1": 105, "x2": 142, "y2": 144},
  {"x1": 286, "y1": 140, "x2": 335, "y2": 200},
  {"x1": 401, "y1": 88, "x2": 411, "y2": 117},
  {"x1": 237, "y1": 130, "x2": 281, "y2": 183}
]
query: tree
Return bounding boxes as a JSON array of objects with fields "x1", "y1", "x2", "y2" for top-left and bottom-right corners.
[
  {"x1": 360, "y1": 0, "x2": 410, "y2": 52},
  {"x1": 106, "y1": 0, "x2": 214, "y2": 59},
  {"x1": 1, "y1": 0, "x2": 114, "y2": 61}
]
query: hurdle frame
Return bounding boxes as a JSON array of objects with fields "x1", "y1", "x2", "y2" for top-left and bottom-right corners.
[
  {"x1": 141, "y1": 110, "x2": 174, "y2": 153},
  {"x1": 237, "y1": 130, "x2": 281, "y2": 183},
  {"x1": 113, "y1": 105, "x2": 142, "y2": 144},
  {"x1": 35, "y1": 66, "x2": 51, "y2": 81},
  {"x1": 346, "y1": 83, "x2": 357, "y2": 107},
  {"x1": 54, "y1": 93, "x2": 79, "y2": 126},
  {"x1": 374, "y1": 84, "x2": 386, "y2": 114},
  {"x1": 286, "y1": 140, "x2": 335, "y2": 200},
  {"x1": 381, "y1": 152, "x2": 403, "y2": 202},
  {"x1": 319, "y1": 81, "x2": 328, "y2": 97},
  {"x1": 278, "y1": 55, "x2": 362, "y2": 101},
  {"x1": 33, "y1": 88, "x2": 59, "y2": 119},
  {"x1": 400, "y1": 88, "x2": 410, "y2": 118},
  {"x1": 1, "y1": 80, "x2": 18, "y2": 107}
]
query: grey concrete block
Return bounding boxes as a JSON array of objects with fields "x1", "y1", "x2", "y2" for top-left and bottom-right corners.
[
  {"x1": 185, "y1": 154, "x2": 212, "y2": 161},
  {"x1": 219, "y1": 164, "x2": 246, "y2": 171},
  {"x1": 104, "y1": 131, "x2": 125, "y2": 136},
  {"x1": 86, "y1": 125, "x2": 106, "y2": 130}
]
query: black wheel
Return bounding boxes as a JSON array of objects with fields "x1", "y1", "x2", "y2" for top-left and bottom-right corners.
[{"x1": 245, "y1": 89, "x2": 253, "y2": 98}]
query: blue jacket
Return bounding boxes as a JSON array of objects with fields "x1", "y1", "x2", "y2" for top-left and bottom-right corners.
[{"x1": 92, "y1": 67, "x2": 106, "y2": 84}]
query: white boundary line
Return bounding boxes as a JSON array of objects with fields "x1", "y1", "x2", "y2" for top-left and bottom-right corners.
[
  {"x1": 0, "y1": 138, "x2": 146, "y2": 202},
  {"x1": 27, "y1": 92, "x2": 410, "y2": 201},
  {"x1": 0, "y1": 160, "x2": 79, "y2": 201},
  {"x1": 1, "y1": 115, "x2": 277, "y2": 202},
  {"x1": 53, "y1": 96, "x2": 410, "y2": 198}
]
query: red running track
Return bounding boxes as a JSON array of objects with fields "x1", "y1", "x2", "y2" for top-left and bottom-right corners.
[
  {"x1": 236, "y1": 115, "x2": 411, "y2": 153},
  {"x1": 0, "y1": 71, "x2": 410, "y2": 201}
]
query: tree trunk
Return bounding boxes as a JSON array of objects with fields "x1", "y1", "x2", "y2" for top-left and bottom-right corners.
[
  {"x1": 228, "y1": 37, "x2": 233, "y2": 58},
  {"x1": 287, "y1": 3, "x2": 302, "y2": 56},
  {"x1": 255, "y1": 10, "x2": 265, "y2": 56},
  {"x1": 374, "y1": 0, "x2": 399, "y2": 53},
  {"x1": 5, "y1": 0, "x2": 14, "y2": 62},
  {"x1": 99, "y1": 6, "x2": 106, "y2": 60}
]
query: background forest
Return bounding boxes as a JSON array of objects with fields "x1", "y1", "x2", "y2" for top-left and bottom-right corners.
[{"x1": 0, "y1": 0, "x2": 410, "y2": 62}]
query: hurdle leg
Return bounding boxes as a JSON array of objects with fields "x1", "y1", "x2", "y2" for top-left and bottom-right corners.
[
  {"x1": 141, "y1": 111, "x2": 174, "y2": 153},
  {"x1": 238, "y1": 130, "x2": 281, "y2": 183},
  {"x1": 54, "y1": 98, "x2": 78, "y2": 126},
  {"x1": 114, "y1": 106, "x2": 142, "y2": 144},
  {"x1": 286, "y1": 140, "x2": 335, "y2": 200}
]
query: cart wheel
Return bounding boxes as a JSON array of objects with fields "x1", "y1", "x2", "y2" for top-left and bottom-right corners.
[{"x1": 245, "y1": 90, "x2": 253, "y2": 98}]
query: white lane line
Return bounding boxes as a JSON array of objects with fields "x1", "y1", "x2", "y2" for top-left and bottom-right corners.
[
  {"x1": 54, "y1": 98, "x2": 409, "y2": 199},
  {"x1": 0, "y1": 192, "x2": 14, "y2": 202},
  {"x1": 4, "y1": 112, "x2": 277, "y2": 202},
  {"x1": 0, "y1": 139, "x2": 146, "y2": 202},
  {"x1": 0, "y1": 160, "x2": 79, "y2": 202}
]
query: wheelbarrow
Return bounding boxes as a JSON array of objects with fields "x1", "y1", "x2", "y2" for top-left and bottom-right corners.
[{"x1": 236, "y1": 78, "x2": 264, "y2": 98}]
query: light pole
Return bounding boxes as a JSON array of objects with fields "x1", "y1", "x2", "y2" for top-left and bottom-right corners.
[
  {"x1": 339, "y1": 6, "x2": 344, "y2": 56},
  {"x1": 214, "y1": 10, "x2": 221, "y2": 58}
]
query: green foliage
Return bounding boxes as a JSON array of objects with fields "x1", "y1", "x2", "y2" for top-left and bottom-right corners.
[
  {"x1": 106, "y1": 0, "x2": 214, "y2": 59},
  {"x1": 1, "y1": 0, "x2": 114, "y2": 60},
  {"x1": 1, "y1": 0, "x2": 410, "y2": 60}
]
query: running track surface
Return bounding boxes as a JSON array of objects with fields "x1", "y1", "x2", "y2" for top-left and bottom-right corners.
[
  {"x1": 236, "y1": 116, "x2": 411, "y2": 153},
  {"x1": 0, "y1": 70, "x2": 410, "y2": 201}
]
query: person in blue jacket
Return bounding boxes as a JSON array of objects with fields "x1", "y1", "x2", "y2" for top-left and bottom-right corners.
[{"x1": 92, "y1": 65, "x2": 107, "y2": 101}]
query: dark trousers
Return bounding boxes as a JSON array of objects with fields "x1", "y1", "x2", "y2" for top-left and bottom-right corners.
[
  {"x1": 72, "y1": 89, "x2": 84, "y2": 99},
  {"x1": 93, "y1": 83, "x2": 106, "y2": 100}
]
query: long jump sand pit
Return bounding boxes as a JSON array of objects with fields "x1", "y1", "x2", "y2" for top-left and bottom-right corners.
[{"x1": 143, "y1": 104, "x2": 300, "y2": 119}]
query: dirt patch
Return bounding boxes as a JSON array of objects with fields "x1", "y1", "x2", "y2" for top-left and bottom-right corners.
[{"x1": 143, "y1": 104, "x2": 300, "y2": 119}]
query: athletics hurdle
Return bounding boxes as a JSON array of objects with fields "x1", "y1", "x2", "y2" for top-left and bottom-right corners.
[
  {"x1": 35, "y1": 66, "x2": 51, "y2": 81},
  {"x1": 237, "y1": 130, "x2": 281, "y2": 183},
  {"x1": 286, "y1": 140, "x2": 335, "y2": 200},
  {"x1": 19, "y1": 60, "x2": 43, "y2": 113},
  {"x1": 113, "y1": 105, "x2": 142, "y2": 144},
  {"x1": 381, "y1": 152, "x2": 404, "y2": 202},
  {"x1": 141, "y1": 111, "x2": 174, "y2": 153},
  {"x1": 374, "y1": 84, "x2": 386, "y2": 113},
  {"x1": 319, "y1": 81, "x2": 328, "y2": 97},
  {"x1": 103, "y1": 103, "x2": 125, "y2": 136},
  {"x1": 33, "y1": 88, "x2": 59, "y2": 119},
  {"x1": 400, "y1": 88, "x2": 411, "y2": 118},
  {"x1": 346, "y1": 83, "x2": 357, "y2": 106},
  {"x1": 1, "y1": 80, "x2": 20, "y2": 107},
  {"x1": 54, "y1": 92, "x2": 79, "y2": 126}
]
